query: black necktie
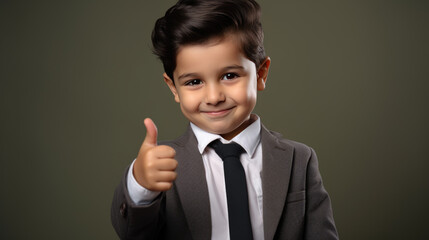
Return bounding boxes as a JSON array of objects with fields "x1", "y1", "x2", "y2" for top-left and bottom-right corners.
[{"x1": 209, "y1": 140, "x2": 253, "y2": 240}]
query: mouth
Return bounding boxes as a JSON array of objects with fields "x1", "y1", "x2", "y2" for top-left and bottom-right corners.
[{"x1": 201, "y1": 106, "x2": 235, "y2": 118}]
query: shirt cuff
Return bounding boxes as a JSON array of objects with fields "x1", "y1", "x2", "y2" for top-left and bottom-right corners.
[{"x1": 127, "y1": 159, "x2": 161, "y2": 205}]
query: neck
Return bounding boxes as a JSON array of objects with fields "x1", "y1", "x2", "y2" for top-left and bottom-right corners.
[{"x1": 221, "y1": 115, "x2": 256, "y2": 140}]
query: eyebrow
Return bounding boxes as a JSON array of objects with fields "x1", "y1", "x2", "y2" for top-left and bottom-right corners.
[
  {"x1": 177, "y1": 73, "x2": 200, "y2": 81},
  {"x1": 177, "y1": 65, "x2": 245, "y2": 81},
  {"x1": 223, "y1": 65, "x2": 245, "y2": 72}
]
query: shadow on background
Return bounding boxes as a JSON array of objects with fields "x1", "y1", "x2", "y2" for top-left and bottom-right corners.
[{"x1": 1, "y1": 0, "x2": 428, "y2": 239}]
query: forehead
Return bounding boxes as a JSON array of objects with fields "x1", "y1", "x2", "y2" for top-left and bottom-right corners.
[{"x1": 174, "y1": 35, "x2": 253, "y2": 75}]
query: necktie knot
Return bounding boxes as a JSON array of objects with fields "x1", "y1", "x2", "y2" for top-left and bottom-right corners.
[{"x1": 209, "y1": 140, "x2": 244, "y2": 160}]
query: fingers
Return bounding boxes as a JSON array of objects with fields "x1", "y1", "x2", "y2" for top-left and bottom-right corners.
[
  {"x1": 138, "y1": 157, "x2": 178, "y2": 191},
  {"x1": 151, "y1": 170, "x2": 178, "y2": 183},
  {"x1": 146, "y1": 145, "x2": 176, "y2": 159},
  {"x1": 146, "y1": 157, "x2": 178, "y2": 171},
  {"x1": 151, "y1": 182, "x2": 175, "y2": 192},
  {"x1": 143, "y1": 118, "x2": 158, "y2": 147}
]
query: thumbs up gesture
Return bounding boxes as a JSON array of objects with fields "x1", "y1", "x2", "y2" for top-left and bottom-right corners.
[{"x1": 133, "y1": 118, "x2": 178, "y2": 192}]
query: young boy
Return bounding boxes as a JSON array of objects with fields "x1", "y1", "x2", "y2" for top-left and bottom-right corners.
[{"x1": 111, "y1": 0, "x2": 338, "y2": 239}]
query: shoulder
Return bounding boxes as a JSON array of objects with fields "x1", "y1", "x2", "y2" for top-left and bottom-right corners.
[
  {"x1": 158, "y1": 125, "x2": 198, "y2": 150},
  {"x1": 158, "y1": 128, "x2": 197, "y2": 148},
  {"x1": 158, "y1": 134, "x2": 187, "y2": 148},
  {"x1": 263, "y1": 127, "x2": 315, "y2": 159}
]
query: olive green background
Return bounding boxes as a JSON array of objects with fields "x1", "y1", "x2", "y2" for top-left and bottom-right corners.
[{"x1": 1, "y1": 0, "x2": 428, "y2": 239}]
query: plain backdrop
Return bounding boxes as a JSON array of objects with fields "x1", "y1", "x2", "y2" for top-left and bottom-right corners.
[{"x1": 1, "y1": 0, "x2": 428, "y2": 239}]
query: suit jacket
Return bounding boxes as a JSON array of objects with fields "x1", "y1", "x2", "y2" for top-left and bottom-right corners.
[{"x1": 111, "y1": 124, "x2": 338, "y2": 240}]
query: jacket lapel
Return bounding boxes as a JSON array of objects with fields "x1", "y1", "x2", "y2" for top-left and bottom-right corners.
[
  {"x1": 172, "y1": 126, "x2": 212, "y2": 240},
  {"x1": 260, "y1": 125, "x2": 295, "y2": 240}
]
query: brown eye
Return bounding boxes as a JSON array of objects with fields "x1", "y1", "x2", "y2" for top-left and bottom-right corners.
[
  {"x1": 185, "y1": 79, "x2": 202, "y2": 86},
  {"x1": 222, "y1": 73, "x2": 239, "y2": 80}
]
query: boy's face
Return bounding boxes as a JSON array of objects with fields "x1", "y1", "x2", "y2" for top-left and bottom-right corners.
[{"x1": 164, "y1": 35, "x2": 270, "y2": 140}]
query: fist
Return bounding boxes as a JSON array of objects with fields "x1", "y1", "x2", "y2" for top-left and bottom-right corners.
[{"x1": 133, "y1": 118, "x2": 178, "y2": 192}]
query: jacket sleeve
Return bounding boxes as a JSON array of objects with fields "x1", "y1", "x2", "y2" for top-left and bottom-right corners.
[
  {"x1": 111, "y1": 166, "x2": 165, "y2": 240},
  {"x1": 304, "y1": 148, "x2": 339, "y2": 240}
]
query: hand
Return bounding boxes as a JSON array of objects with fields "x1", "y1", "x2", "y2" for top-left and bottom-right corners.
[{"x1": 133, "y1": 118, "x2": 178, "y2": 192}]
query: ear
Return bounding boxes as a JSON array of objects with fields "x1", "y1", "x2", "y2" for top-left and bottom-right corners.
[
  {"x1": 256, "y1": 57, "x2": 271, "y2": 91},
  {"x1": 163, "y1": 73, "x2": 180, "y2": 103}
]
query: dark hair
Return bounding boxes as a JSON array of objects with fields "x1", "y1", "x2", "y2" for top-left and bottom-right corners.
[{"x1": 151, "y1": 0, "x2": 266, "y2": 81}]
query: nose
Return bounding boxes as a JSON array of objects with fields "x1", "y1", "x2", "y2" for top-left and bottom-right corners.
[{"x1": 205, "y1": 83, "x2": 225, "y2": 105}]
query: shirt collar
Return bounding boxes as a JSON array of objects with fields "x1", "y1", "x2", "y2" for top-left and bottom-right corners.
[{"x1": 190, "y1": 114, "x2": 261, "y2": 157}]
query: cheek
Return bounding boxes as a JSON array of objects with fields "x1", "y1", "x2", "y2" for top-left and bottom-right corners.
[
  {"x1": 246, "y1": 84, "x2": 257, "y2": 102},
  {"x1": 179, "y1": 91, "x2": 201, "y2": 111},
  {"x1": 239, "y1": 79, "x2": 257, "y2": 104},
  {"x1": 229, "y1": 85, "x2": 256, "y2": 110}
]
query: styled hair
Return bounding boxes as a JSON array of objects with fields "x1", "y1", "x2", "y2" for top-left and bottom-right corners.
[{"x1": 151, "y1": 0, "x2": 266, "y2": 81}]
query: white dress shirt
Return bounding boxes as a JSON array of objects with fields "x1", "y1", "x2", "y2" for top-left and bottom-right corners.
[{"x1": 127, "y1": 115, "x2": 264, "y2": 240}]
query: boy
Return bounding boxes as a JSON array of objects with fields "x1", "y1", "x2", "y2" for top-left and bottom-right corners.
[{"x1": 111, "y1": 0, "x2": 338, "y2": 239}]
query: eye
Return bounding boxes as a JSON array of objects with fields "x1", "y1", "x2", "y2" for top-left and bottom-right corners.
[
  {"x1": 185, "y1": 79, "x2": 202, "y2": 86},
  {"x1": 222, "y1": 73, "x2": 239, "y2": 80}
]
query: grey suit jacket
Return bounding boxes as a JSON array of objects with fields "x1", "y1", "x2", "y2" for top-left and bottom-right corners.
[{"x1": 111, "y1": 124, "x2": 338, "y2": 239}]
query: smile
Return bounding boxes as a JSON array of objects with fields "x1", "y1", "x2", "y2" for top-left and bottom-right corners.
[{"x1": 201, "y1": 107, "x2": 235, "y2": 118}]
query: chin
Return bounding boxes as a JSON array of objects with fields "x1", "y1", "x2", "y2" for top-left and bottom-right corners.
[{"x1": 212, "y1": 126, "x2": 239, "y2": 136}]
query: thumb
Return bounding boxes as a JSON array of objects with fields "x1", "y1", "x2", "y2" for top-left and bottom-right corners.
[{"x1": 143, "y1": 118, "x2": 158, "y2": 146}]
